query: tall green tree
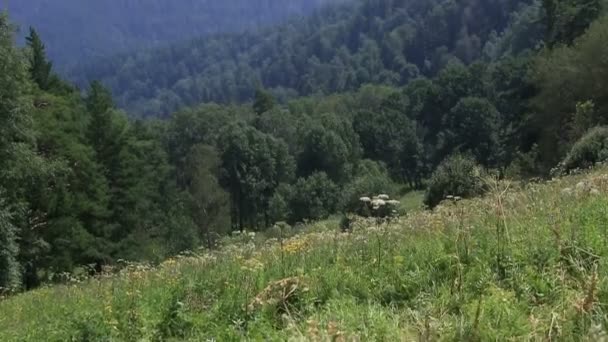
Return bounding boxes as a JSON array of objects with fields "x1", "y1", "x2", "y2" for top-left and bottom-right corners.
[
  {"x1": 25, "y1": 27, "x2": 53, "y2": 90},
  {"x1": 185, "y1": 144, "x2": 230, "y2": 248},
  {"x1": 441, "y1": 97, "x2": 503, "y2": 167},
  {"x1": 0, "y1": 14, "x2": 54, "y2": 289},
  {"x1": 354, "y1": 108, "x2": 425, "y2": 188},
  {"x1": 219, "y1": 123, "x2": 294, "y2": 230}
]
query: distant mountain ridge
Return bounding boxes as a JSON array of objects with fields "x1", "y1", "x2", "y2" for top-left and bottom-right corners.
[{"x1": 5, "y1": 0, "x2": 340, "y2": 67}]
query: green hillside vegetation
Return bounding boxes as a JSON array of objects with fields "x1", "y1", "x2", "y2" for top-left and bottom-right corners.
[{"x1": 3, "y1": 167, "x2": 608, "y2": 340}]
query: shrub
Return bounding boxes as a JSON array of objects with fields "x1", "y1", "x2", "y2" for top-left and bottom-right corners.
[
  {"x1": 424, "y1": 154, "x2": 485, "y2": 209},
  {"x1": 265, "y1": 222, "x2": 293, "y2": 239},
  {"x1": 342, "y1": 160, "x2": 394, "y2": 214},
  {"x1": 559, "y1": 126, "x2": 608, "y2": 174}
]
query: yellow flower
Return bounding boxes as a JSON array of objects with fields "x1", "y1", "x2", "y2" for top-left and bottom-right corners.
[
  {"x1": 393, "y1": 255, "x2": 405, "y2": 266},
  {"x1": 241, "y1": 258, "x2": 264, "y2": 272},
  {"x1": 282, "y1": 238, "x2": 308, "y2": 254}
]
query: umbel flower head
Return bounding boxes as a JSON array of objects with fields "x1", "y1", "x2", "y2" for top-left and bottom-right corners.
[{"x1": 359, "y1": 194, "x2": 400, "y2": 218}]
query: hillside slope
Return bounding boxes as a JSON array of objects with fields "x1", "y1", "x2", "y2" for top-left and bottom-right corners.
[
  {"x1": 6, "y1": 0, "x2": 340, "y2": 67},
  {"x1": 67, "y1": 0, "x2": 541, "y2": 116},
  {"x1": 2, "y1": 167, "x2": 608, "y2": 340}
]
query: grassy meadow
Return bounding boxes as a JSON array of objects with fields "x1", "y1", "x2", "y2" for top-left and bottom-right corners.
[{"x1": 3, "y1": 169, "x2": 608, "y2": 341}]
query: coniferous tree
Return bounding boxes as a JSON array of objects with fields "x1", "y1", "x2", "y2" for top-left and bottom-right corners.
[{"x1": 25, "y1": 27, "x2": 53, "y2": 90}]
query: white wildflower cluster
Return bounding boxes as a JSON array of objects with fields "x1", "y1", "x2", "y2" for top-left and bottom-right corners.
[
  {"x1": 445, "y1": 195, "x2": 462, "y2": 202},
  {"x1": 359, "y1": 193, "x2": 400, "y2": 218},
  {"x1": 562, "y1": 180, "x2": 602, "y2": 197}
]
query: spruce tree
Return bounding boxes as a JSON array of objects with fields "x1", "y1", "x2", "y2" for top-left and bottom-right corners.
[{"x1": 25, "y1": 27, "x2": 53, "y2": 90}]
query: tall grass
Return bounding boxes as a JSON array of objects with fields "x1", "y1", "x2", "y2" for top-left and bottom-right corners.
[{"x1": 2, "y1": 169, "x2": 608, "y2": 340}]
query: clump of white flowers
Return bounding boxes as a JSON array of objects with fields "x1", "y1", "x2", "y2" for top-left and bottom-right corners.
[{"x1": 359, "y1": 193, "x2": 400, "y2": 219}]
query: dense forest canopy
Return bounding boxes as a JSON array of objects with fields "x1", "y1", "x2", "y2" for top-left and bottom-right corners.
[
  {"x1": 67, "y1": 0, "x2": 543, "y2": 116},
  {"x1": 5, "y1": 0, "x2": 341, "y2": 67},
  {"x1": 1, "y1": 0, "x2": 608, "y2": 294}
]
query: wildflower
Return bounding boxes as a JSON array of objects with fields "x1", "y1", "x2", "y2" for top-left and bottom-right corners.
[
  {"x1": 576, "y1": 181, "x2": 588, "y2": 192},
  {"x1": 393, "y1": 255, "x2": 404, "y2": 266},
  {"x1": 241, "y1": 258, "x2": 264, "y2": 272},
  {"x1": 371, "y1": 198, "x2": 386, "y2": 209},
  {"x1": 359, "y1": 196, "x2": 371, "y2": 203},
  {"x1": 282, "y1": 238, "x2": 308, "y2": 254},
  {"x1": 378, "y1": 194, "x2": 390, "y2": 200}
]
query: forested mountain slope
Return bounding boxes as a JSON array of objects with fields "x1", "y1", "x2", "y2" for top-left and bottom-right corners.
[
  {"x1": 1, "y1": 0, "x2": 607, "y2": 301},
  {"x1": 6, "y1": 0, "x2": 339, "y2": 67},
  {"x1": 68, "y1": 0, "x2": 542, "y2": 116}
]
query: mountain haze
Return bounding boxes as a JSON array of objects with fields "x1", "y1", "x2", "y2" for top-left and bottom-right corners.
[
  {"x1": 6, "y1": 0, "x2": 341, "y2": 67},
  {"x1": 67, "y1": 0, "x2": 541, "y2": 116}
]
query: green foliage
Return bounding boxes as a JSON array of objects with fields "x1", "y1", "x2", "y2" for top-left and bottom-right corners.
[
  {"x1": 298, "y1": 113, "x2": 361, "y2": 183},
  {"x1": 532, "y1": 14, "x2": 608, "y2": 165},
  {"x1": 424, "y1": 154, "x2": 486, "y2": 208},
  {"x1": 0, "y1": 13, "x2": 39, "y2": 290},
  {"x1": 354, "y1": 105, "x2": 426, "y2": 188},
  {"x1": 219, "y1": 123, "x2": 295, "y2": 230},
  {"x1": 185, "y1": 144, "x2": 230, "y2": 248},
  {"x1": 342, "y1": 160, "x2": 394, "y2": 214},
  {"x1": 288, "y1": 173, "x2": 341, "y2": 224},
  {"x1": 542, "y1": 0, "x2": 603, "y2": 47},
  {"x1": 0, "y1": 193, "x2": 20, "y2": 291},
  {"x1": 252, "y1": 88, "x2": 275, "y2": 116},
  {"x1": 560, "y1": 126, "x2": 608, "y2": 173},
  {"x1": 441, "y1": 97, "x2": 503, "y2": 167}
]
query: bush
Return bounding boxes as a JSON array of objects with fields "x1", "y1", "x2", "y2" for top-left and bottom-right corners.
[
  {"x1": 424, "y1": 154, "x2": 485, "y2": 209},
  {"x1": 559, "y1": 126, "x2": 608, "y2": 174},
  {"x1": 342, "y1": 160, "x2": 394, "y2": 214}
]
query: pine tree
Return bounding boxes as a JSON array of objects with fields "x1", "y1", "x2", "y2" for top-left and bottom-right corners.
[
  {"x1": 86, "y1": 81, "x2": 118, "y2": 172},
  {"x1": 25, "y1": 27, "x2": 53, "y2": 90}
]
